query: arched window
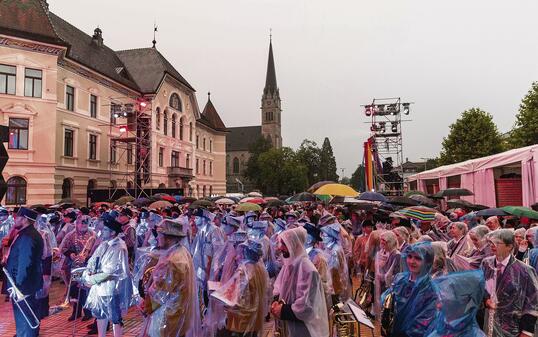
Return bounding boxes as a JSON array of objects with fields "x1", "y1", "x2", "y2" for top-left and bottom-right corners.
[
  {"x1": 179, "y1": 117, "x2": 184, "y2": 140},
  {"x1": 163, "y1": 111, "x2": 168, "y2": 135},
  {"x1": 62, "y1": 178, "x2": 73, "y2": 199},
  {"x1": 169, "y1": 93, "x2": 182, "y2": 111},
  {"x1": 171, "y1": 114, "x2": 177, "y2": 138},
  {"x1": 202, "y1": 185, "x2": 206, "y2": 197},
  {"x1": 266, "y1": 111, "x2": 273, "y2": 121},
  {"x1": 209, "y1": 186, "x2": 213, "y2": 196},
  {"x1": 6, "y1": 176, "x2": 27, "y2": 205},
  {"x1": 158, "y1": 183, "x2": 166, "y2": 188},
  {"x1": 189, "y1": 122, "x2": 193, "y2": 141},
  {"x1": 155, "y1": 107, "x2": 161, "y2": 130},
  {"x1": 233, "y1": 157, "x2": 240, "y2": 174}
]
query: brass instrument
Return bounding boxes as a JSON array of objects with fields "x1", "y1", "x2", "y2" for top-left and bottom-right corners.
[
  {"x1": 331, "y1": 303, "x2": 358, "y2": 337},
  {"x1": 380, "y1": 291, "x2": 395, "y2": 337},
  {"x1": 355, "y1": 270, "x2": 374, "y2": 310},
  {"x1": 2, "y1": 267, "x2": 40, "y2": 329},
  {"x1": 273, "y1": 299, "x2": 288, "y2": 337}
]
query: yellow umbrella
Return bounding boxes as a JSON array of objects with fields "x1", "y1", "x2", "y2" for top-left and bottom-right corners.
[{"x1": 314, "y1": 183, "x2": 359, "y2": 197}]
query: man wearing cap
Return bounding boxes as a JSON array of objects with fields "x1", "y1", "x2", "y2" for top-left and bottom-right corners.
[
  {"x1": 83, "y1": 216, "x2": 133, "y2": 337},
  {"x1": 141, "y1": 219, "x2": 197, "y2": 337},
  {"x1": 320, "y1": 223, "x2": 351, "y2": 303},
  {"x1": 243, "y1": 211, "x2": 258, "y2": 230},
  {"x1": 285, "y1": 211, "x2": 298, "y2": 228},
  {"x1": 6, "y1": 207, "x2": 44, "y2": 337},
  {"x1": 304, "y1": 223, "x2": 333, "y2": 312}
]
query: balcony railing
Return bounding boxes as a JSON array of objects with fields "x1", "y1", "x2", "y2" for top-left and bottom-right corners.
[{"x1": 167, "y1": 166, "x2": 194, "y2": 178}]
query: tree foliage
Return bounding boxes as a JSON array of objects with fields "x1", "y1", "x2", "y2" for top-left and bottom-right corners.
[
  {"x1": 439, "y1": 108, "x2": 504, "y2": 165},
  {"x1": 319, "y1": 137, "x2": 339, "y2": 181},
  {"x1": 256, "y1": 147, "x2": 309, "y2": 195},
  {"x1": 244, "y1": 136, "x2": 273, "y2": 188},
  {"x1": 508, "y1": 82, "x2": 538, "y2": 148},
  {"x1": 295, "y1": 139, "x2": 322, "y2": 187},
  {"x1": 350, "y1": 164, "x2": 366, "y2": 192}
]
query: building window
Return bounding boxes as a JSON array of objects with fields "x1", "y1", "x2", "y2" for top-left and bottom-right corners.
[
  {"x1": 8, "y1": 118, "x2": 29, "y2": 150},
  {"x1": 163, "y1": 112, "x2": 168, "y2": 136},
  {"x1": 158, "y1": 147, "x2": 164, "y2": 167},
  {"x1": 266, "y1": 111, "x2": 273, "y2": 121},
  {"x1": 169, "y1": 93, "x2": 182, "y2": 111},
  {"x1": 24, "y1": 68, "x2": 42, "y2": 98},
  {"x1": 186, "y1": 154, "x2": 190, "y2": 168},
  {"x1": 209, "y1": 186, "x2": 213, "y2": 196},
  {"x1": 0, "y1": 64, "x2": 16, "y2": 95},
  {"x1": 202, "y1": 185, "x2": 206, "y2": 197},
  {"x1": 210, "y1": 161, "x2": 213, "y2": 175},
  {"x1": 171, "y1": 151, "x2": 179, "y2": 167},
  {"x1": 64, "y1": 129, "x2": 74, "y2": 157},
  {"x1": 6, "y1": 176, "x2": 26, "y2": 205},
  {"x1": 155, "y1": 108, "x2": 161, "y2": 130},
  {"x1": 89, "y1": 134, "x2": 97, "y2": 160},
  {"x1": 233, "y1": 157, "x2": 239, "y2": 174},
  {"x1": 196, "y1": 135, "x2": 199, "y2": 149},
  {"x1": 203, "y1": 160, "x2": 206, "y2": 175},
  {"x1": 66, "y1": 85, "x2": 75, "y2": 111},
  {"x1": 61, "y1": 178, "x2": 73, "y2": 199},
  {"x1": 110, "y1": 140, "x2": 117, "y2": 163},
  {"x1": 179, "y1": 117, "x2": 184, "y2": 140},
  {"x1": 189, "y1": 122, "x2": 193, "y2": 141},
  {"x1": 203, "y1": 138, "x2": 206, "y2": 151},
  {"x1": 210, "y1": 140, "x2": 213, "y2": 153},
  {"x1": 196, "y1": 158, "x2": 199, "y2": 174},
  {"x1": 127, "y1": 143, "x2": 133, "y2": 164},
  {"x1": 110, "y1": 103, "x2": 120, "y2": 125},
  {"x1": 90, "y1": 95, "x2": 98, "y2": 118},
  {"x1": 171, "y1": 114, "x2": 177, "y2": 138}
]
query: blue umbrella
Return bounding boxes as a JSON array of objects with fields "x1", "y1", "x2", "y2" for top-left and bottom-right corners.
[
  {"x1": 358, "y1": 191, "x2": 387, "y2": 202},
  {"x1": 476, "y1": 208, "x2": 508, "y2": 217}
]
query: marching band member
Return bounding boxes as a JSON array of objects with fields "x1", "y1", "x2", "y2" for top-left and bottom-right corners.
[{"x1": 320, "y1": 223, "x2": 351, "y2": 303}]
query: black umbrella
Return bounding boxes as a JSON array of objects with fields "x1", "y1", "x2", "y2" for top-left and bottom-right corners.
[
  {"x1": 189, "y1": 199, "x2": 215, "y2": 209},
  {"x1": 267, "y1": 199, "x2": 286, "y2": 207},
  {"x1": 289, "y1": 192, "x2": 320, "y2": 202},
  {"x1": 433, "y1": 188, "x2": 474, "y2": 198},
  {"x1": 307, "y1": 181, "x2": 336, "y2": 193},
  {"x1": 358, "y1": 191, "x2": 387, "y2": 202},
  {"x1": 476, "y1": 208, "x2": 509, "y2": 217},
  {"x1": 408, "y1": 194, "x2": 437, "y2": 207},
  {"x1": 447, "y1": 199, "x2": 475, "y2": 210},
  {"x1": 388, "y1": 196, "x2": 420, "y2": 207}
]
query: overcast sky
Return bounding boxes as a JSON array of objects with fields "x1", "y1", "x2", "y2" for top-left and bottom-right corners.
[{"x1": 50, "y1": 0, "x2": 538, "y2": 178}]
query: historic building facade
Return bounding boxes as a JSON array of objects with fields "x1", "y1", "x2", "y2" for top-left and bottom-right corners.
[
  {"x1": 0, "y1": 0, "x2": 226, "y2": 205},
  {"x1": 226, "y1": 39, "x2": 282, "y2": 192}
]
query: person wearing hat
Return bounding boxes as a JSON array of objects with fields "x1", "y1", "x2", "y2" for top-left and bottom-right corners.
[
  {"x1": 243, "y1": 211, "x2": 258, "y2": 229},
  {"x1": 5, "y1": 207, "x2": 43, "y2": 337},
  {"x1": 57, "y1": 210, "x2": 78, "y2": 244},
  {"x1": 190, "y1": 208, "x2": 225, "y2": 307},
  {"x1": 211, "y1": 239, "x2": 269, "y2": 337},
  {"x1": 34, "y1": 213, "x2": 58, "y2": 321},
  {"x1": 303, "y1": 223, "x2": 333, "y2": 312},
  {"x1": 285, "y1": 211, "x2": 298, "y2": 228},
  {"x1": 141, "y1": 219, "x2": 199, "y2": 337},
  {"x1": 117, "y1": 208, "x2": 136, "y2": 266},
  {"x1": 320, "y1": 223, "x2": 351, "y2": 304},
  {"x1": 83, "y1": 216, "x2": 135, "y2": 337},
  {"x1": 0, "y1": 207, "x2": 13, "y2": 241},
  {"x1": 352, "y1": 219, "x2": 374, "y2": 280},
  {"x1": 211, "y1": 215, "x2": 242, "y2": 284}
]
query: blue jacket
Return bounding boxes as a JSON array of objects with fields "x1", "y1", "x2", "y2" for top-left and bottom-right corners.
[{"x1": 6, "y1": 225, "x2": 44, "y2": 295}]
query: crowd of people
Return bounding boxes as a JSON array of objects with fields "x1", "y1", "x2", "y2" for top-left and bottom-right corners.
[{"x1": 0, "y1": 197, "x2": 537, "y2": 337}]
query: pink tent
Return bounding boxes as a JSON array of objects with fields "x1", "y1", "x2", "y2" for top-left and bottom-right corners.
[{"x1": 407, "y1": 145, "x2": 538, "y2": 207}]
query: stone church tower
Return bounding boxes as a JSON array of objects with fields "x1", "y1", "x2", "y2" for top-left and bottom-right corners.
[{"x1": 261, "y1": 38, "x2": 282, "y2": 148}]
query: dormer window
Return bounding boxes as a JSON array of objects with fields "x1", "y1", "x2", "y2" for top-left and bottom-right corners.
[{"x1": 169, "y1": 93, "x2": 182, "y2": 111}]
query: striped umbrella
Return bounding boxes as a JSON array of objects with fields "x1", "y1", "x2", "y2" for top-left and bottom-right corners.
[{"x1": 398, "y1": 206, "x2": 437, "y2": 221}]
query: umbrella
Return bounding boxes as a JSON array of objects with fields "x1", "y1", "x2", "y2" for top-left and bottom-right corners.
[
  {"x1": 114, "y1": 195, "x2": 135, "y2": 206},
  {"x1": 288, "y1": 192, "x2": 320, "y2": 202},
  {"x1": 132, "y1": 198, "x2": 152, "y2": 207},
  {"x1": 398, "y1": 206, "x2": 437, "y2": 221},
  {"x1": 152, "y1": 193, "x2": 171, "y2": 200},
  {"x1": 404, "y1": 190, "x2": 426, "y2": 197},
  {"x1": 408, "y1": 194, "x2": 437, "y2": 207},
  {"x1": 58, "y1": 198, "x2": 81, "y2": 207},
  {"x1": 264, "y1": 197, "x2": 279, "y2": 202},
  {"x1": 314, "y1": 184, "x2": 359, "y2": 197},
  {"x1": 189, "y1": 199, "x2": 215, "y2": 208},
  {"x1": 447, "y1": 199, "x2": 476, "y2": 210},
  {"x1": 160, "y1": 195, "x2": 176, "y2": 203},
  {"x1": 388, "y1": 196, "x2": 420, "y2": 206},
  {"x1": 247, "y1": 191, "x2": 263, "y2": 197},
  {"x1": 358, "y1": 191, "x2": 387, "y2": 202},
  {"x1": 236, "y1": 202, "x2": 262, "y2": 212},
  {"x1": 91, "y1": 201, "x2": 112, "y2": 208},
  {"x1": 307, "y1": 181, "x2": 336, "y2": 193},
  {"x1": 215, "y1": 198, "x2": 236, "y2": 205},
  {"x1": 501, "y1": 206, "x2": 538, "y2": 220},
  {"x1": 149, "y1": 200, "x2": 173, "y2": 209},
  {"x1": 176, "y1": 196, "x2": 197, "y2": 204},
  {"x1": 531, "y1": 203, "x2": 538, "y2": 212},
  {"x1": 433, "y1": 188, "x2": 474, "y2": 198},
  {"x1": 266, "y1": 199, "x2": 285, "y2": 207},
  {"x1": 476, "y1": 208, "x2": 509, "y2": 217},
  {"x1": 240, "y1": 197, "x2": 266, "y2": 205}
]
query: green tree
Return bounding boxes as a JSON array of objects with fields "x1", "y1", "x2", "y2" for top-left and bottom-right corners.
[
  {"x1": 319, "y1": 137, "x2": 339, "y2": 181},
  {"x1": 350, "y1": 164, "x2": 366, "y2": 192},
  {"x1": 439, "y1": 108, "x2": 504, "y2": 165},
  {"x1": 244, "y1": 136, "x2": 272, "y2": 188},
  {"x1": 257, "y1": 147, "x2": 308, "y2": 195},
  {"x1": 508, "y1": 82, "x2": 538, "y2": 148},
  {"x1": 296, "y1": 139, "x2": 321, "y2": 186}
]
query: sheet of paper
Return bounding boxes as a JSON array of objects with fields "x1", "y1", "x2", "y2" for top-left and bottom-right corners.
[{"x1": 347, "y1": 301, "x2": 375, "y2": 329}]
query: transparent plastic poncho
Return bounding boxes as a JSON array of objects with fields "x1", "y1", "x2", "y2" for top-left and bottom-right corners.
[
  {"x1": 374, "y1": 248, "x2": 401, "y2": 317},
  {"x1": 0, "y1": 215, "x2": 14, "y2": 240},
  {"x1": 529, "y1": 229, "x2": 538, "y2": 273},
  {"x1": 382, "y1": 242, "x2": 437, "y2": 337},
  {"x1": 209, "y1": 259, "x2": 268, "y2": 335},
  {"x1": 191, "y1": 223, "x2": 225, "y2": 287},
  {"x1": 480, "y1": 255, "x2": 538, "y2": 337},
  {"x1": 273, "y1": 227, "x2": 329, "y2": 337},
  {"x1": 142, "y1": 242, "x2": 201, "y2": 337},
  {"x1": 83, "y1": 237, "x2": 139, "y2": 319},
  {"x1": 307, "y1": 247, "x2": 333, "y2": 312},
  {"x1": 427, "y1": 270, "x2": 486, "y2": 337},
  {"x1": 324, "y1": 241, "x2": 351, "y2": 302}
]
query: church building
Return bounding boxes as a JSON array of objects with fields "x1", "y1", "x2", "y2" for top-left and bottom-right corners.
[{"x1": 226, "y1": 38, "x2": 282, "y2": 192}]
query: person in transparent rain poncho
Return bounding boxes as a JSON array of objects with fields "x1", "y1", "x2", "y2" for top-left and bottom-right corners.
[
  {"x1": 529, "y1": 228, "x2": 538, "y2": 273},
  {"x1": 451, "y1": 225, "x2": 492, "y2": 271},
  {"x1": 210, "y1": 215, "x2": 243, "y2": 284},
  {"x1": 480, "y1": 229, "x2": 538, "y2": 337},
  {"x1": 0, "y1": 207, "x2": 14, "y2": 241},
  {"x1": 381, "y1": 241, "x2": 437, "y2": 337},
  {"x1": 247, "y1": 221, "x2": 272, "y2": 272},
  {"x1": 140, "y1": 219, "x2": 200, "y2": 337},
  {"x1": 268, "y1": 218, "x2": 286, "y2": 278},
  {"x1": 271, "y1": 226, "x2": 329, "y2": 337},
  {"x1": 210, "y1": 239, "x2": 268, "y2": 337},
  {"x1": 83, "y1": 216, "x2": 138, "y2": 337},
  {"x1": 427, "y1": 270, "x2": 486, "y2": 337},
  {"x1": 320, "y1": 222, "x2": 351, "y2": 304},
  {"x1": 374, "y1": 230, "x2": 401, "y2": 318}
]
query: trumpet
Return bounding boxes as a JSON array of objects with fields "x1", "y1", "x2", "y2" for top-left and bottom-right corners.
[
  {"x1": 273, "y1": 299, "x2": 288, "y2": 337},
  {"x1": 2, "y1": 267, "x2": 40, "y2": 329}
]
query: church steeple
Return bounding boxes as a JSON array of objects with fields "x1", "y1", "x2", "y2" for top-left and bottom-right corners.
[
  {"x1": 261, "y1": 34, "x2": 282, "y2": 148},
  {"x1": 264, "y1": 37, "x2": 278, "y2": 96}
]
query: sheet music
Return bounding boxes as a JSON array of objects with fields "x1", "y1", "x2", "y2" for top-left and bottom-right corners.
[{"x1": 347, "y1": 300, "x2": 375, "y2": 329}]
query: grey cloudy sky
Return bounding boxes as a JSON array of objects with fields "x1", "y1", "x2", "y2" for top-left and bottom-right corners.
[{"x1": 50, "y1": 0, "x2": 538, "y2": 178}]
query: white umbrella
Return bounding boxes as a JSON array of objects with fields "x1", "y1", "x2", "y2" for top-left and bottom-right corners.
[
  {"x1": 215, "y1": 198, "x2": 236, "y2": 205},
  {"x1": 248, "y1": 191, "x2": 263, "y2": 197}
]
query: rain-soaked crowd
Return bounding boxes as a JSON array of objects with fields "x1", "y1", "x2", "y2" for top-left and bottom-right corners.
[{"x1": 0, "y1": 200, "x2": 537, "y2": 337}]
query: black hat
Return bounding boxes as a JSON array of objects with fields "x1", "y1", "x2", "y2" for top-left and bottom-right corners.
[
  {"x1": 49, "y1": 213, "x2": 61, "y2": 225},
  {"x1": 32, "y1": 206, "x2": 48, "y2": 215},
  {"x1": 80, "y1": 207, "x2": 90, "y2": 215},
  {"x1": 362, "y1": 219, "x2": 374, "y2": 228},
  {"x1": 0, "y1": 208, "x2": 9, "y2": 216},
  {"x1": 103, "y1": 214, "x2": 122, "y2": 234},
  {"x1": 64, "y1": 211, "x2": 77, "y2": 221},
  {"x1": 17, "y1": 207, "x2": 38, "y2": 222},
  {"x1": 303, "y1": 222, "x2": 322, "y2": 242},
  {"x1": 120, "y1": 208, "x2": 133, "y2": 218}
]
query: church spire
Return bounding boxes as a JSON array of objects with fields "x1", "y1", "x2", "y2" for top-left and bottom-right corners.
[{"x1": 264, "y1": 35, "x2": 278, "y2": 95}]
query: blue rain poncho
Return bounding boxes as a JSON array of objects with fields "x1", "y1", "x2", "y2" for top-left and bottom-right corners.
[
  {"x1": 382, "y1": 242, "x2": 437, "y2": 337},
  {"x1": 427, "y1": 270, "x2": 486, "y2": 337},
  {"x1": 528, "y1": 229, "x2": 538, "y2": 273}
]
